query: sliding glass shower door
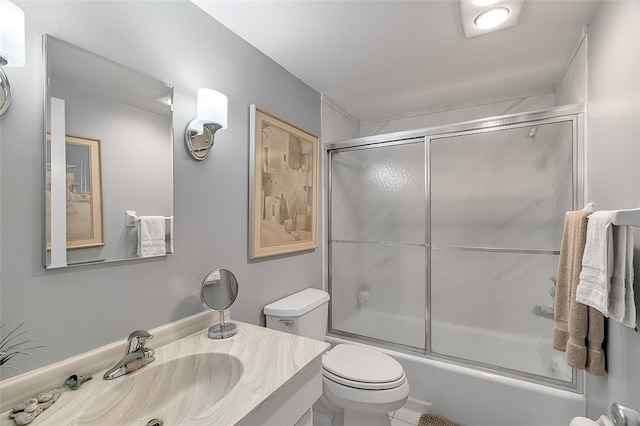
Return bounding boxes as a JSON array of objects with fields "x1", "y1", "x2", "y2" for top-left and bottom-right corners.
[
  {"x1": 327, "y1": 107, "x2": 583, "y2": 389},
  {"x1": 329, "y1": 140, "x2": 427, "y2": 349},
  {"x1": 429, "y1": 120, "x2": 574, "y2": 383}
]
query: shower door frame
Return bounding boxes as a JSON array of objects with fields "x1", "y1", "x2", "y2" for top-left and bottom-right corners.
[{"x1": 325, "y1": 104, "x2": 585, "y2": 392}]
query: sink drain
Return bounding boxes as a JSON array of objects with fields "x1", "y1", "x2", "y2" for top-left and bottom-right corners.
[{"x1": 146, "y1": 419, "x2": 163, "y2": 426}]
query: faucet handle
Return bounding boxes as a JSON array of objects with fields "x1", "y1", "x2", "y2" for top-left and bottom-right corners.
[
  {"x1": 144, "y1": 348, "x2": 156, "y2": 364},
  {"x1": 126, "y1": 330, "x2": 154, "y2": 354}
]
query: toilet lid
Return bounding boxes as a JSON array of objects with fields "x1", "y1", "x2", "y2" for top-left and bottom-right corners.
[
  {"x1": 322, "y1": 344, "x2": 405, "y2": 389},
  {"x1": 323, "y1": 368, "x2": 406, "y2": 390}
]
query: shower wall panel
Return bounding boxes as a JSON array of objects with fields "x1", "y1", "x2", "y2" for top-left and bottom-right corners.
[
  {"x1": 430, "y1": 122, "x2": 573, "y2": 250},
  {"x1": 330, "y1": 142, "x2": 426, "y2": 244},
  {"x1": 430, "y1": 249, "x2": 572, "y2": 382},
  {"x1": 331, "y1": 242, "x2": 426, "y2": 349}
]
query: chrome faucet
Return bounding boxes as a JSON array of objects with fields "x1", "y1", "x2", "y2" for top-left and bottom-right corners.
[{"x1": 103, "y1": 330, "x2": 155, "y2": 380}]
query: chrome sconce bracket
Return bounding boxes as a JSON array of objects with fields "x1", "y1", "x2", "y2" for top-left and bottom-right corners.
[
  {"x1": 184, "y1": 88, "x2": 227, "y2": 161},
  {"x1": 185, "y1": 120, "x2": 223, "y2": 161},
  {"x1": 0, "y1": 66, "x2": 11, "y2": 117},
  {"x1": 0, "y1": 0, "x2": 26, "y2": 118}
]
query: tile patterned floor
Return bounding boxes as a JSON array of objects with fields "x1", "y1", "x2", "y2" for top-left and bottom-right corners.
[{"x1": 390, "y1": 407, "x2": 422, "y2": 426}]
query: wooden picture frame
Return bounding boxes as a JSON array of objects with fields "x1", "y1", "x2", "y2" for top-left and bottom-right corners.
[
  {"x1": 249, "y1": 105, "x2": 318, "y2": 259},
  {"x1": 46, "y1": 134, "x2": 104, "y2": 250}
]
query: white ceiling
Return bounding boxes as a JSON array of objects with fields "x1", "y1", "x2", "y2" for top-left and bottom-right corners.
[{"x1": 192, "y1": 0, "x2": 599, "y2": 123}]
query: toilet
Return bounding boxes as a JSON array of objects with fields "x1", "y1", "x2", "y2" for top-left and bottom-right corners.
[{"x1": 264, "y1": 288, "x2": 410, "y2": 426}]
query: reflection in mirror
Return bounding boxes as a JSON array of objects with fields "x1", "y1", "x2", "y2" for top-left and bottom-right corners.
[
  {"x1": 44, "y1": 35, "x2": 174, "y2": 269},
  {"x1": 200, "y1": 269, "x2": 239, "y2": 339}
]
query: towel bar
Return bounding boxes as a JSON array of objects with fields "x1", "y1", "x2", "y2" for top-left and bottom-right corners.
[
  {"x1": 125, "y1": 211, "x2": 173, "y2": 227},
  {"x1": 582, "y1": 204, "x2": 640, "y2": 227},
  {"x1": 611, "y1": 208, "x2": 640, "y2": 227}
]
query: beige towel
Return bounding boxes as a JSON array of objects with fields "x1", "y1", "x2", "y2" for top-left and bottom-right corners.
[{"x1": 553, "y1": 210, "x2": 605, "y2": 376}]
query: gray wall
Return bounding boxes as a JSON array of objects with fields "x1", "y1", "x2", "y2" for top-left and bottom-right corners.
[
  {"x1": 583, "y1": 0, "x2": 640, "y2": 416},
  {"x1": 0, "y1": 0, "x2": 321, "y2": 379},
  {"x1": 549, "y1": 0, "x2": 640, "y2": 414}
]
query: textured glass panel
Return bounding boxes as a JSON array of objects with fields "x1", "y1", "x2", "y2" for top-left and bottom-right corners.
[
  {"x1": 330, "y1": 241, "x2": 426, "y2": 349},
  {"x1": 430, "y1": 121, "x2": 573, "y2": 250},
  {"x1": 331, "y1": 142, "x2": 425, "y2": 244},
  {"x1": 430, "y1": 249, "x2": 572, "y2": 382}
]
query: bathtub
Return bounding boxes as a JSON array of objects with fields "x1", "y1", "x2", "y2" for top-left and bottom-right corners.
[
  {"x1": 326, "y1": 330, "x2": 586, "y2": 426},
  {"x1": 333, "y1": 309, "x2": 573, "y2": 382}
]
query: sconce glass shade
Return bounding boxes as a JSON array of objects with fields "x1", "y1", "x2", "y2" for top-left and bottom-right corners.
[
  {"x1": 196, "y1": 88, "x2": 227, "y2": 129},
  {"x1": 185, "y1": 88, "x2": 228, "y2": 161},
  {"x1": 0, "y1": 0, "x2": 26, "y2": 67}
]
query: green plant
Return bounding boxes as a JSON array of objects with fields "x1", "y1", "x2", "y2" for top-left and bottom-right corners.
[{"x1": 0, "y1": 322, "x2": 45, "y2": 370}]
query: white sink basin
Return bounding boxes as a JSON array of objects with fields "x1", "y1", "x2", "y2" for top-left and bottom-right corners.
[{"x1": 76, "y1": 353, "x2": 243, "y2": 425}]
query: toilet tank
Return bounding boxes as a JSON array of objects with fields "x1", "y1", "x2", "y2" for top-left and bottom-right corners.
[{"x1": 263, "y1": 288, "x2": 330, "y2": 341}]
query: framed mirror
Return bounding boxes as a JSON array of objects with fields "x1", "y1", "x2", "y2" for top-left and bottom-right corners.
[{"x1": 44, "y1": 35, "x2": 174, "y2": 269}]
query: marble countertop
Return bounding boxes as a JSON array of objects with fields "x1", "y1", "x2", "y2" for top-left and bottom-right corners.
[{"x1": 0, "y1": 317, "x2": 329, "y2": 425}]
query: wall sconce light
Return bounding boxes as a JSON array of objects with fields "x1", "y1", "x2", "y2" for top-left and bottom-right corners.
[
  {"x1": 184, "y1": 88, "x2": 228, "y2": 161},
  {"x1": 0, "y1": 0, "x2": 25, "y2": 117}
]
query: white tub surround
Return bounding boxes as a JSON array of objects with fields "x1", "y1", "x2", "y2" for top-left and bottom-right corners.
[
  {"x1": 326, "y1": 335, "x2": 587, "y2": 426},
  {"x1": 0, "y1": 312, "x2": 329, "y2": 425}
]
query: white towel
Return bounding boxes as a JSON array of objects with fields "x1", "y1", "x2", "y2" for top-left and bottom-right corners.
[
  {"x1": 576, "y1": 210, "x2": 636, "y2": 328},
  {"x1": 576, "y1": 211, "x2": 614, "y2": 313},
  {"x1": 137, "y1": 216, "x2": 167, "y2": 258},
  {"x1": 609, "y1": 226, "x2": 635, "y2": 327}
]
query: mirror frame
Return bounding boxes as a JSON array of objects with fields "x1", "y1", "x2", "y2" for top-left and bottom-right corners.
[{"x1": 200, "y1": 268, "x2": 239, "y2": 312}]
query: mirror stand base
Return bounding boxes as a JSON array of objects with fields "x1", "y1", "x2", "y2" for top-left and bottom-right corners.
[{"x1": 207, "y1": 322, "x2": 237, "y2": 339}]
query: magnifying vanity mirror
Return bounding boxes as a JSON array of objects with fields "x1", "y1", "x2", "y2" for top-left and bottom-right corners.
[
  {"x1": 200, "y1": 269, "x2": 239, "y2": 339},
  {"x1": 44, "y1": 35, "x2": 174, "y2": 269}
]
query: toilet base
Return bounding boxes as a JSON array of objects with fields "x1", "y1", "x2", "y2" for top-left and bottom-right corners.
[
  {"x1": 313, "y1": 396, "x2": 393, "y2": 426},
  {"x1": 344, "y1": 410, "x2": 392, "y2": 426},
  {"x1": 313, "y1": 399, "x2": 339, "y2": 426}
]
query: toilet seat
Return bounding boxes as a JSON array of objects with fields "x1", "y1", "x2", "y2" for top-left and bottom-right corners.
[
  {"x1": 323, "y1": 368, "x2": 407, "y2": 390},
  {"x1": 322, "y1": 344, "x2": 406, "y2": 390}
]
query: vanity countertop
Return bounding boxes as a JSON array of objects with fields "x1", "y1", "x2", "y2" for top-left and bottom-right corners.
[{"x1": 0, "y1": 318, "x2": 329, "y2": 425}]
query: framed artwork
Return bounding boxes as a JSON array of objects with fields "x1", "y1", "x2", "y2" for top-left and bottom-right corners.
[
  {"x1": 46, "y1": 134, "x2": 104, "y2": 249},
  {"x1": 249, "y1": 105, "x2": 318, "y2": 259}
]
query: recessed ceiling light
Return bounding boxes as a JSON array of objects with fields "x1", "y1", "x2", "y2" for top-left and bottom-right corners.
[
  {"x1": 460, "y1": 0, "x2": 522, "y2": 38},
  {"x1": 474, "y1": 7, "x2": 510, "y2": 30}
]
